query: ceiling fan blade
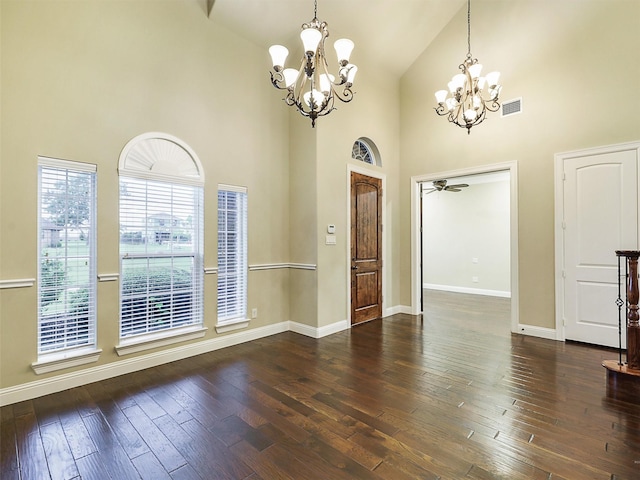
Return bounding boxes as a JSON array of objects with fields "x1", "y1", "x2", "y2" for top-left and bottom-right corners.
[
  {"x1": 445, "y1": 188, "x2": 462, "y2": 192},
  {"x1": 446, "y1": 183, "x2": 469, "y2": 189},
  {"x1": 422, "y1": 188, "x2": 437, "y2": 194}
]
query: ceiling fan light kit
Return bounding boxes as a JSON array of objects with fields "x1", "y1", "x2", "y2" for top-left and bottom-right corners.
[
  {"x1": 268, "y1": 0, "x2": 357, "y2": 127},
  {"x1": 434, "y1": 0, "x2": 502, "y2": 134}
]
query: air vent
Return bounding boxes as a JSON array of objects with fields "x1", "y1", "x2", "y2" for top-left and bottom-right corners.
[{"x1": 501, "y1": 98, "x2": 522, "y2": 117}]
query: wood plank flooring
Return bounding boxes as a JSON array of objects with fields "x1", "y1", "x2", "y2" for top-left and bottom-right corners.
[{"x1": 2, "y1": 290, "x2": 639, "y2": 479}]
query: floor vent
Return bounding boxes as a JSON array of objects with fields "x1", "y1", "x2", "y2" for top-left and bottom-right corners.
[{"x1": 501, "y1": 98, "x2": 522, "y2": 117}]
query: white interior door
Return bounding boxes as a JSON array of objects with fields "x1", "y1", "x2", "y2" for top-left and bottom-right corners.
[{"x1": 559, "y1": 143, "x2": 639, "y2": 347}]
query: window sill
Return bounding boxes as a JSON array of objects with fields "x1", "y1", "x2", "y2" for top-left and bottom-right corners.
[
  {"x1": 32, "y1": 348, "x2": 102, "y2": 375},
  {"x1": 215, "y1": 319, "x2": 250, "y2": 334},
  {"x1": 115, "y1": 326, "x2": 208, "y2": 356}
]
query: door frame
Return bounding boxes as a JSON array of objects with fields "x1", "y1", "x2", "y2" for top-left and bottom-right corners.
[
  {"x1": 347, "y1": 164, "x2": 387, "y2": 326},
  {"x1": 554, "y1": 140, "x2": 640, "y2": 342},
  {"x1": 410, "y1": 161, "x2": 520, "y2": 334}
]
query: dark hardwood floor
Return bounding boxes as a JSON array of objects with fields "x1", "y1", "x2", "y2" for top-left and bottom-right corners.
[{"x1": 2, "y1": 290, "x2": 639, "y2": 479}]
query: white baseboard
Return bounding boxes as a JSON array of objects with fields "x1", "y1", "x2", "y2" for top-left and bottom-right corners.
[
  {"x1": 0, "y1": 318, "x2": 352, "y2": 406},
  {"x1": 385, "y1": 305, "x2": 412, "y2": 316},
  {"x1": 0, "y1": 312, "x2": 409, "y2": 406},
  {"x1": 516, "y1": 324, "x2": 558, "y2": 340},
  {"x1": 423, "y1": 283, "x2": 511, "y2": 298},
  {"x1": 0, "y1": 322, "x2": 289, "y2": 406},
  {"x1": 289, "y1": 319, "x2": 349, "y2": 339}
]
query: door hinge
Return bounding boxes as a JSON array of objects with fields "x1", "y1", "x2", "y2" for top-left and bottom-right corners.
[
  {"x1": 562, "y1": 270, "x2": 566, "y2": 278},
  {"x1": 562, "y1": 221, "x2": 566, "y2": 230}
]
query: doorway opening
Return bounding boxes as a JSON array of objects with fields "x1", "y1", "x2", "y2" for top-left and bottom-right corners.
[{"x1": 411, "y1": 162, "x2": 519, "y2": 334}]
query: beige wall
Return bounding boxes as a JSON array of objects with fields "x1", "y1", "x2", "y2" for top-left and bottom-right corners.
[
  {"x1": 289, "y1": 109, "x2": 318, "y2": 327},
  {"x1": 314, "y1": 61, "x2": 402, "y2": 328},
  {"x1": 0, "y1": 0, "x2": 403, "y2": 394},
  {"x1": 0, "y1": 1, "x2": 291, "y2": 389},
  {"x1": 287, "y1": 44, "x2": 403, "y2": 329},
  {"x1": 400, "y1": 0, "x2": 640, "y2": 328}
]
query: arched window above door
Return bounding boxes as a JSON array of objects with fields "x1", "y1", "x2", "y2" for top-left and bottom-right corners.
[{"x1": 352, "y1": 137, "x2": 381, "y2": 167}]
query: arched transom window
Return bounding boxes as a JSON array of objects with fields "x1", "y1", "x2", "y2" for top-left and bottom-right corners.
[{"x1": 352, "y1": 137, "x2": 381, "y2": 167}]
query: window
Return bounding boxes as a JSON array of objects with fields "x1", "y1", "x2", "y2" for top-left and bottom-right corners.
[
  {"x1": 38, "y1": 158, "x2": 96, "y2": 356},
  {"x1": 118, "y1": 133, "x2": 204, "y2": 345},
  {"x1": 352, "y1": 137, "x2": 381, "y2": 167},
  {"x1": 217, "y1": 185, "x2": 247, "y2": 324},
  {"x1": 119, "y1": 179, "x2": 203, "y2": 337}
]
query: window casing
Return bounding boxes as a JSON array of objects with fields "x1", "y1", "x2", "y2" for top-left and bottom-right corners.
[
  {"x1": 217, "y1": 185, "x2": 248, "y2": 324},
  {"x1": 38, "y1": 158, "x2": 97, "y2": 356},
  {"x1": 117, "y1": 133, "x2": 205, "y2": 344}
]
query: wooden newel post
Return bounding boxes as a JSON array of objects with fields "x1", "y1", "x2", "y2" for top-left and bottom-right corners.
[
  {"x1": 603, "y1": 250, "x2": 640, "y2": 403},
  {"x1": 618, "y1": 250, "x2": 640, "y2": 369}
]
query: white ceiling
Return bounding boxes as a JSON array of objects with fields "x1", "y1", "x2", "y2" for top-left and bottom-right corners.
[{"x1": 208, "y1": 0, "x2": 466, "y2": 77}]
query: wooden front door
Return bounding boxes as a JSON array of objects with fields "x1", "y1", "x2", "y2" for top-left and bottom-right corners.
[{"x1": 351, "y1": 172, "x2": 382, "y2": 325}]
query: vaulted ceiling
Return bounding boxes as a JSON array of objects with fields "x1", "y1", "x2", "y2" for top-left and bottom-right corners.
[{"x1": 208, "y1": 0, "x2": 466, "y2": 77}]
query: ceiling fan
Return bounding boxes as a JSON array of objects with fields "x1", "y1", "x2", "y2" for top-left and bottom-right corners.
[{"x1": 422, "y1": 179, "x2": 469, "y2": 194}]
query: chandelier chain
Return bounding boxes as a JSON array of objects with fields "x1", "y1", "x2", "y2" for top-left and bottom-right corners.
[
  {"x1": 314, "y1": 0, "x2": 318, "y2": 19},
  {"x1": 467, "y1": 0, "x2": 471, "y2": 57}
]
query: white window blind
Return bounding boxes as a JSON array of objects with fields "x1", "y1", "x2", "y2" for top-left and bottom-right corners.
[
  {"x1": 38, "y1": 158, "x2": 97, "y2": 355},
  {"x1": 217, "y1": 186, "x2": 248, "y2": 323},
  {"x1": 119, "y1": 177, "x2": 203, "y2": 338}
]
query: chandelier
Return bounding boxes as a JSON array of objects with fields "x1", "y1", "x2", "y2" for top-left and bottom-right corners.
[
  {"x1": 434, "y1": 0, "x2": 502, "y2": 134},
  {"x1": 268, "y1": 0, "x2": 358, "y2": 127}
]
